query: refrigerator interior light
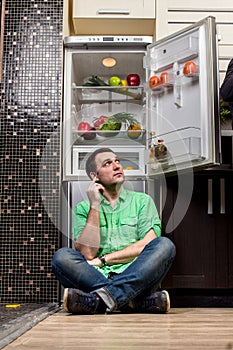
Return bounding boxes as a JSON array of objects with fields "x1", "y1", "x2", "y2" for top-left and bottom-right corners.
[{"x1": 102, "y1": 57, "x2": 117, "y2": 68}]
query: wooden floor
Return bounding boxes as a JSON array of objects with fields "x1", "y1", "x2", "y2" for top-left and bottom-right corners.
[{"x1": 4, "y1": 308, "x2": 233, "y2": 350}]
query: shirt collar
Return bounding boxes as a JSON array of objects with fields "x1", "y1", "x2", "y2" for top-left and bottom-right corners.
[{"x1": 100, "y1": 187, "x2": 127, "y2": 205}]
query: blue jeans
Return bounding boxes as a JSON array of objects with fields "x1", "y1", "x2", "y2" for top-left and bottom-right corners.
[{"x1": 52, "y1": 236, "x2": 176, "y2": 311}]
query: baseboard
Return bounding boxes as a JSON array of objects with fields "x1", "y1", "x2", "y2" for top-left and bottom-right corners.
[{"x1": 167, "y1": 288, "x2": 233, "y2": 307}]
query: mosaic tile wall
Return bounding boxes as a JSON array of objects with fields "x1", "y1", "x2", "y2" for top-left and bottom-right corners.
[{"x1": 0, "y1": 0, "x2": 63, "y2": 303}]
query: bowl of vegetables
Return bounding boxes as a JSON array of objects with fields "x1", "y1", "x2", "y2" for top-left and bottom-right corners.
[{"x1": 96, "y1": 112, "x2": 139, "y2": 138}]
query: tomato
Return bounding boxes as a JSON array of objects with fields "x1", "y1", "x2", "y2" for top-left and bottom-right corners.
[
  {"x1": 183, "y1": 61, "x2": 197, "y2": 77},
  {"x1": 160, "y1": 72, "x2": 169, "y2": 85},
  {"x1": 77, "y1": 121, "x2": 91, "y2": 136},
  {"x1": 149, "y1": 75, "x2": 161, "y2": 89}
]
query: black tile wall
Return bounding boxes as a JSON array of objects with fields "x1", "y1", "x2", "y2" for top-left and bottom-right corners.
[{"x1": 0, "y1": 0, "x2": 63, "y2": 303}]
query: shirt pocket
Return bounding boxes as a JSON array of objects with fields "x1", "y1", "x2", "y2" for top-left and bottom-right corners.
[
  {"x1": 120, "y1": 217, "x2": 138, "y2": 227},
  {"x1": 117, "y1": 216, "x2": 139, "y2": 247}
]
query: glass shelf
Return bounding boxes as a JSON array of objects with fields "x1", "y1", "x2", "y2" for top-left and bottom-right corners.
[
  {"x1": 72, "y1": 129, "x2": 146, "y2": 146},
  {"x1": 72, "y1": 85, "x2": 144, "y2": 103}
]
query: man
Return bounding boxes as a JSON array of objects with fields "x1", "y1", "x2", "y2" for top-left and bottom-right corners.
[
  {"x1": 220, "y1": 58, "x2": 233, "y2": 127},
  {"x1": 52, "y1": 148, "x2": 176, "y2": 314}
]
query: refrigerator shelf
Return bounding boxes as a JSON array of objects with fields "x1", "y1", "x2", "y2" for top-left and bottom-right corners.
[
  {"x1": 72, "y1": 85, "x2": 144, "y2": 103},
  {"x1": 72, "y1": 129, "x2": 146, "y2": 145}
]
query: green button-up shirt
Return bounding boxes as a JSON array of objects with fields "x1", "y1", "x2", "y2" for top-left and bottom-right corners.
[{"x1": 72, "y1": 188, "x2": 161, "y2": 277}]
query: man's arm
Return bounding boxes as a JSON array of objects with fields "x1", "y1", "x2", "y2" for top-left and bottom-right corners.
[
  {"x1": 74, "y1": 177, "x2": 104, "y2": 260},
  {"x1": 88, "y1": 229, "x2": 156, "y2": 267},
  {"x1": 88, "y1": 193, "x2": 160, "y2": 267},
  {"x1": 220, "y1": 59, "x2": 233, "y2": 101}
]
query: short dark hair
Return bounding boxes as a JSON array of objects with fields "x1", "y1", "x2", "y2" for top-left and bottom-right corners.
[{"x1": 85, "y1": 147, "x2": 114, "y2": 178}]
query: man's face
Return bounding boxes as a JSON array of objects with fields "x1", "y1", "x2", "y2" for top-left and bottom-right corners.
[{"x1": 94, "y1": 152, "x2": 125, "y2": 186}]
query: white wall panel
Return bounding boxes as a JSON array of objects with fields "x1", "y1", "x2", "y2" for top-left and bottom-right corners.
[
  {"x1": 167, "y1": 0, "x2": 233, "y2": 10},
  {"x1": 167, "y1": 12, "x2": 233, "y2": 23},
  {"x1": 156, "y1": 0, "x2": 233, "y2": 74},
  {"x1": 218, "y1": 46, "x2": 233, "y2": 59}
]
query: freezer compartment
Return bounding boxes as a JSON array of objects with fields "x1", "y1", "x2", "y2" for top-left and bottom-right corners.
[{"x1": 70, "y1": 143, "x2": 146, "y2": 179}]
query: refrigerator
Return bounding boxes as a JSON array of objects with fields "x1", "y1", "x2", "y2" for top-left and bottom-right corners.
[{"x1": 61, "y1": 16, "x2": 220, "y2": 247}]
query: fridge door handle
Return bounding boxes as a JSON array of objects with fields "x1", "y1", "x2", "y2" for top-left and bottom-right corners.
[
  {"x1": 220, "y1": 178, "x2": 225, "y2": 214},
  {"x1": 97, "y1": 8, "x2": 130, "y2": 15},
  {"x1": 207, "y1": 179, "x2": 213, "y2": 214}
]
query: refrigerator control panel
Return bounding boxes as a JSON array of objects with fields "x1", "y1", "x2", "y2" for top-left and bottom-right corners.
[{"x1": 64, "y1": 36, "x2": 153, "y2": 47}]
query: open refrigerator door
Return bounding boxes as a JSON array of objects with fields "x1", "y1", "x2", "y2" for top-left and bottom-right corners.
[{"x1": 144, "y1": 16, "x2": 220, "y2": 176}]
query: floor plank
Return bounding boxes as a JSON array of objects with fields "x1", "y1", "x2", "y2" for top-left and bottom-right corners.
[{"x1": 4, "y1": 308, "x2": 233, "y2": 350}]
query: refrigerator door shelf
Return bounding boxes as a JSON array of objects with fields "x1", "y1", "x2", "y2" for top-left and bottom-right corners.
[
  {"x1": 145, "y1": 60, "x2": 200, "y2": 101},
  {"x1": 148, "y1": 136, "x2": 202, "y2": 175},
  {"x1": 144, "y1": 30, "x2": 199, "y2": 72}
]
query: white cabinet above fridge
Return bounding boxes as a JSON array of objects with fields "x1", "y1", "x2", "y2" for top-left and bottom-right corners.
[
  {"x1": 62, "y1": 17, "x2": 220, "y2": 181},
  {"x1": 71, "y1": 0, "x2": 156, "y2": 35}
]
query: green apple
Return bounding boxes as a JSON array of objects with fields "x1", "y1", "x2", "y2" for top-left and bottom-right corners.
[{"x1": 109, "y1": 76, "x2": 122, "y2": 86}]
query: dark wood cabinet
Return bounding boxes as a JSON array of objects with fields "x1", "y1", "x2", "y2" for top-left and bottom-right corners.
[{"x1": 156, "y1": 170, "x2": 233, "y2": 290}]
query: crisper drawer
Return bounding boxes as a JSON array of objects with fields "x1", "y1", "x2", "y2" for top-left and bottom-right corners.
[{"x1": 72, "y1": 144, "x2": 146, "y2": 179}]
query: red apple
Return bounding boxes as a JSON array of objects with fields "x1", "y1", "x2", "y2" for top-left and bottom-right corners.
[
  {"x1": 77, "y1": 121, "x2": 91, "y2": 136},
  {"x1": 127, "y1": 74, "x2": 140, "y2": 86}
]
